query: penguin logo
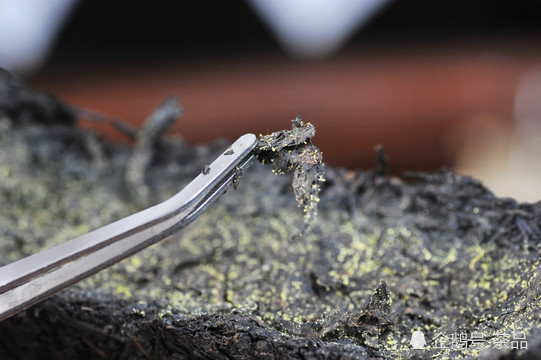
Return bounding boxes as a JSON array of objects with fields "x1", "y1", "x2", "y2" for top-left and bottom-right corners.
[{"x1": 410, "y1": 330, "x2": 426, "y2": 349}]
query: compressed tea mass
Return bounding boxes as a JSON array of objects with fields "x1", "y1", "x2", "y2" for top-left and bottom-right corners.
[{"x1": 1, "y1": 73, "x2": 540, "y2": 359}]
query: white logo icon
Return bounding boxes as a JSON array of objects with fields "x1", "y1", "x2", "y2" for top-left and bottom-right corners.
[{"x1": 411, "y1": 330, "x2": 426, "y2": 349}]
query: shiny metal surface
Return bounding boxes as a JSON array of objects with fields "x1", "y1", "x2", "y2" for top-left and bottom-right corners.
[{"x1": 0, "y1": 133, "x2": 257, "y2": 321}]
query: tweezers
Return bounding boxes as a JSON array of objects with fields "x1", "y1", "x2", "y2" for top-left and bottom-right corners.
[{"x1": 0, "y1": 133, "x2": 258, "y2": 321}]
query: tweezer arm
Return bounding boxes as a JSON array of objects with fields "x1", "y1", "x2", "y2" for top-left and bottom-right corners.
[{"x1": 0, "y1": 133, "x2": 257, "y2": 322}]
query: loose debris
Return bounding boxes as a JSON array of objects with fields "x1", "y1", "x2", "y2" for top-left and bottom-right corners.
[
  {"x1": 292, "y1": 280, "x2": 396, "y2": 350},
  {"x1": 1, "y1": 77, "x2": 541, "y2": 359},
  {"x1": 256, "y1": 116, "x2": 325, "y2": 223}
]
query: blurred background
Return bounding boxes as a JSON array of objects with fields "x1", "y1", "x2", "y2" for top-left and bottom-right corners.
[{"x1": 2, "y1": 0, "x2": 541, "y2": 202}]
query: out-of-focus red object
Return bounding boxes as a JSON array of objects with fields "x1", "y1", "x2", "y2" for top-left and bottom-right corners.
[{"x1": 32, "y1": 47, "x2": 534, "y2": 171}]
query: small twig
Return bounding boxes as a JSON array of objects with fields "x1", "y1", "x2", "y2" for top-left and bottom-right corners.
[
  {"x1": 81, "y1": 336, "x2": 107, "y2": 359},
  {"x1": 374, "y1": 144, "x2": 387, "y2": 177},
  {"x1": 133, "y1": 340, "x2": 154, "y2": 360},
  {"x1": 75, "y1": 105, "x2": 138, "y2": 140},
  {"x1": 125, "y1": 96, "x2": 183, "y2": 204}
]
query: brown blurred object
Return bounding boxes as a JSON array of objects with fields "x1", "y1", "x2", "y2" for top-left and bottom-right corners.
[
  {"x1": 453, "y1": 68, "x2": 541, "y2": 202},
  {"x1": 30, "y1": 47, "x2": 535, "y2": 171}
]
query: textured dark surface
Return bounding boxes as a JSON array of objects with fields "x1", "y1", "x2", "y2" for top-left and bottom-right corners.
[{"x1": 1, "y1": 74, "x2": 541, "y2": 359}]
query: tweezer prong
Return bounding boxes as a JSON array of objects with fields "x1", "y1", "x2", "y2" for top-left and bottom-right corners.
[{"x1": 0, "y1": 133, "x2": 258, "y2": 321}]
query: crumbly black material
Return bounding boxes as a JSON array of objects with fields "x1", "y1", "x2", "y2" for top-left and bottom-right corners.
[{"x1": 256, "y1": 116, "x2": 325, "y2": 223}]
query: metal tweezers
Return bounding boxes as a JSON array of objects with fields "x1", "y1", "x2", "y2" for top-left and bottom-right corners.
[{"x1": 0, "y1": 133, "x2": 258, "y2": 321}]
